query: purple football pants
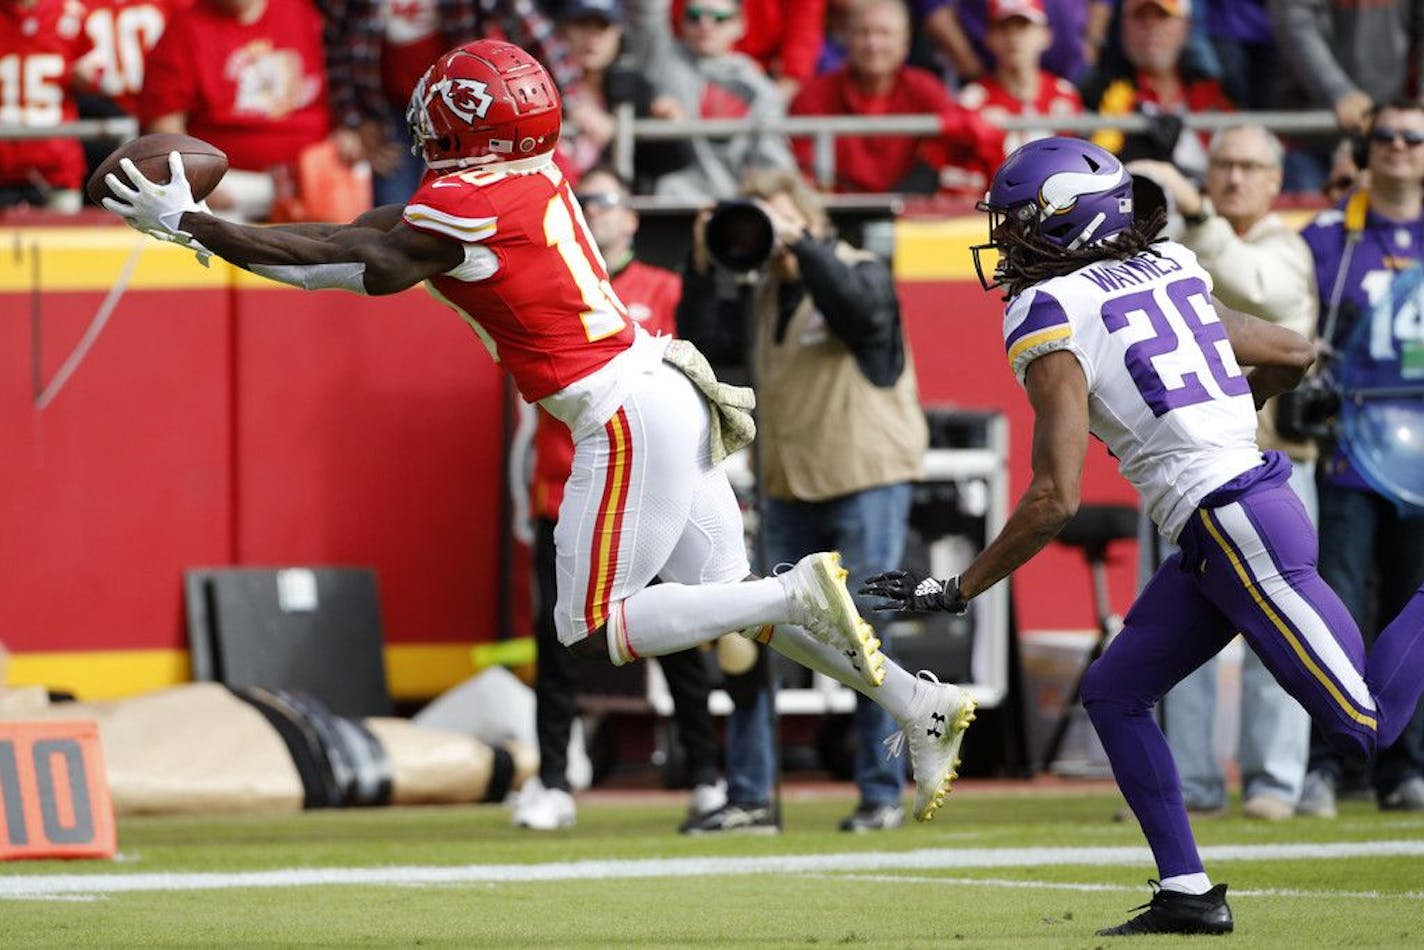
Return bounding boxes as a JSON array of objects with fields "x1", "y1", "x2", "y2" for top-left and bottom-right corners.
[{"x1": 1081, "y1": 452, "x2": 1424, "y2": 878}]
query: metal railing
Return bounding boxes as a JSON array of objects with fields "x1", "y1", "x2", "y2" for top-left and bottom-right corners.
[
  {"x1": 0, "y1": 117, "x2": 139, "y2": 142},
  {"x1": 0, "y1": 108, "x2": 1344, "y2": 199},
  {"x1": 611, "y1": 108, "x2": 1341, "y2": 190}
]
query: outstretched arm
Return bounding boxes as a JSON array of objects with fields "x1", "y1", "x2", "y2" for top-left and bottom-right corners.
[
  {"x1": 181, "y1": 212, "x2": 463, "y2": 295},
  {"x1": 861, "y1": 349, "x2": 1088, "y2": 613},
  {"x1": 101, "y1": 155, "x2": 461, "y2": 296},
  {"x1": 957, "y1": 350, "x2": 1088, "y2": 599},
  {"x1": 1219, "y1": 306, "x2": 1316, "y2": 408}
]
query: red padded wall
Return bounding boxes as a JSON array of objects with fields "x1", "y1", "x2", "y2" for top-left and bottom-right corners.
[
  {"x1": 230, "y1": 288, "x2": 504, "y2": 643},
  {"x1": 0, "y1": 287, "x2": 232, "y2": 651}
]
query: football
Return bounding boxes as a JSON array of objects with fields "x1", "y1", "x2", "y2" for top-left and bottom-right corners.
[{"x1": 86, "y1": 133, "x2": 229, "y2": 207}]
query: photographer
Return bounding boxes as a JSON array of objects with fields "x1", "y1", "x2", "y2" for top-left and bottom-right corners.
[
  {"x1": 1295, "y1": 99, "x2": 1424, "y2": 816},
  {"x1": 677, "y1": 170, "x2": 928, "y2": 833}
]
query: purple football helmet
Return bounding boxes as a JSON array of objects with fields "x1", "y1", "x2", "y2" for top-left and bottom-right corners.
[{"x1": 972, "y1": 137, "x2": 1135, "y2": 293}]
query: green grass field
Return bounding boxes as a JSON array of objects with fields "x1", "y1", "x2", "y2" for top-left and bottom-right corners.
[{"x1": 1, "y1": 786, "x2": 1420, "y2": 947}]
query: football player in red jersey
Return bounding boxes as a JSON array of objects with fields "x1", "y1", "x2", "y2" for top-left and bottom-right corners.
[
  {"x1": 99, "y1": 38, "x2": 979, "y2": 823},
  {"x1": 0, "y1": 0, "x2": 93, "y2": 210},
  {"x1": 516, "y1": 164, "x2": 727, "y2": 832}
]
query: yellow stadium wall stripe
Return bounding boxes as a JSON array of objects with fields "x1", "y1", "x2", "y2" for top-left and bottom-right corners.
[
  {"x1": 5, "y1": 644, "x2": 482, "y2": 703},
  {"x1": 0, "y1": 226, "x2": 365, "y2": 293},
  {"x1": 893, "y1": 217, "x2": 986, "y2": 281}
]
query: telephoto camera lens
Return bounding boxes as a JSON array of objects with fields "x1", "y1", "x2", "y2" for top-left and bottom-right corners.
[{"x1": 705, "y1": 200, "x2": 776, "y2": 272}]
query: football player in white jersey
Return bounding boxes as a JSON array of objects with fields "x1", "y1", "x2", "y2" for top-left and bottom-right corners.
[{"x1": 863, "y1": 137, "x2": 1424, "y2": 936}]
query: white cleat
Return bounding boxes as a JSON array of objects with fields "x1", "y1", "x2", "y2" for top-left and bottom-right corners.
[
  {"x1": 778, "y1": 551, "x2": 886, "y2": 688},
  {"x1": 512, "y1": 779, "x2": 576, "y2": 830},
  {"x1": 887, "y1": 671, "x2": 977, "y2": 822}
]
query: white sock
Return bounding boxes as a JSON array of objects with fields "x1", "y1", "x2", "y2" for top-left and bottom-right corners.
[
  {"x1": 1159, "y1": 873, "x2": 1213, "y2": 895},
  {"x1": 610, "y1": 578, "x2": 790, "y2": 663},
  {"x1": 762, "y1": 624, "x2": 920, "y2": 722}
]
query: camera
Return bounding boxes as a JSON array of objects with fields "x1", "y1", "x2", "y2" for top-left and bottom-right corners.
[
  {"x1": 1275, "y1": 374, "x2": 1341, "y2": 442},
  {"x1": 704, "y1": 199, "x2": 775, "y2": 272}
]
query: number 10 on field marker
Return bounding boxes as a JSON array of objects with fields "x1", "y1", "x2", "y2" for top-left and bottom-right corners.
[{"x1": 0, "y1": 721, "x2": 116, "y2": 860}]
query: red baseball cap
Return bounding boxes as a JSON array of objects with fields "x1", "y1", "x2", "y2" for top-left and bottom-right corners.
[{"x1": 988, "y1": 0, "x2": 1047, "y2": 25}]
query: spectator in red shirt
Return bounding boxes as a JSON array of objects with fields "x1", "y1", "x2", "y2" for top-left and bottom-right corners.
[
  {"x1": 1082, "y1": 0, "x2": 1231, "y2": 182},
  {"x1": 956, "y1": 0, "x2": 1082, "y2": 162},
  {"x1": 77, "y1": 0, "x2": 188, "y2": 113},
  {"x1": 0, "y1": 0, "x2": 93, "y2": 211},
  {"x1": 73, "y1": 0, "x2": 191, "y2": 197},
  {"x1": 670, "y1": 0, "x2": 824, "y2": 100},
  {"x1": 790, "y1": 0, "x2": 998, "y2": 195},
  {"x1": 137, "y1": 0, "x2": 336, "y2": 220}
]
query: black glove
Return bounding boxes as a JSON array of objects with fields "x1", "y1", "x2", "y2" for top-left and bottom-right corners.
[{"x1": 858, "y1": 571, "x2": 968, "y2": 615}]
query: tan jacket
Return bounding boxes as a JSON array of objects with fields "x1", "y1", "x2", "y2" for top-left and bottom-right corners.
[
  {"x1": 1182, "y1": 211, "x2": 1319, "y2": 461},
  {"x1": 753, "y1": 243, "x2": 928, "y2": 501}
]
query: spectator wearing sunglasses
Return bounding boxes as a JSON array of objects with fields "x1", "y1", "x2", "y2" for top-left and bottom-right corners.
[
  {"x1": 624, "y1": 0, "x2": 796, "y2": 198},
  {"x1": 1295, "y1": 99, "x2": 1424, "y2": 818},
  {"x1": 668, "y1": 0, "x2": 825, "y2": 101},
  {"x1": 1269, "y1": 0, "x2": 1424, "y2": 193}
]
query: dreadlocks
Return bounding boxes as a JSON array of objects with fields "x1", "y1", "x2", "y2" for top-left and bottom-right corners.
[{"x1": 997, "y1": 206, "x2": 1168, "y2": 301}]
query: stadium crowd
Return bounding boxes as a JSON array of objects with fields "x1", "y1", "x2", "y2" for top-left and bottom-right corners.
[
  {"x1": 9, "y1": 0, "x2": 1423, "y2": 832},
  {"x1": 3, "y1": 0, "x2": 1421, "y2": 213}
]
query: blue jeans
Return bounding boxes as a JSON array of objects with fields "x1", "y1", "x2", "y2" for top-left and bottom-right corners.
[
  {"x1": 1308, "y1": 481, "x2": 1424, "y2": 794},
  {"x1": 725, "y1": 482, "x2": 913, "y2": 807},
  {"x1": 1157, "y1": 460, "x2": 1317, "y2": 808}
]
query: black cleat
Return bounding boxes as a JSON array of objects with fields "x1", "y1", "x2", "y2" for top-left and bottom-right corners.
[{"x1": 1096, "y1": 881, "x2": 1234, "y2": 936}]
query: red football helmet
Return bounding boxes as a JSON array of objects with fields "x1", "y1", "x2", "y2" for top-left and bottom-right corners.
[{"x1": 406, "y1": 40, "x2": 562, "y2": 170}]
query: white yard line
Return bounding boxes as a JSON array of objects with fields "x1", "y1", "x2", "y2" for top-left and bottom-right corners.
[{"x1": 1, "y1": 840, "x2": 1421, "y2": 899}]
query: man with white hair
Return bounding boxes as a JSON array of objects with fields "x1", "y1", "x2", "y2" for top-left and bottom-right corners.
[{"x1": 1129, "y1": 124, "x2": 1319, "y2": 821}]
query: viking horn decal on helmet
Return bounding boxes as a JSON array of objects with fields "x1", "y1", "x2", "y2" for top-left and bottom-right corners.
[{"x1": 1038, "y1": 163, "x2": 1127, "y2": 217}]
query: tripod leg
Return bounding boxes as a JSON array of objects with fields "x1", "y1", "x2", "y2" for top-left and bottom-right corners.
[{"x1": 1040, "y1": 558, "x2": 1115, "y2": 773}]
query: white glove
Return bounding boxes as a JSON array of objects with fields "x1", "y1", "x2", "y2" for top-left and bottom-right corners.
[
  {"x1": 101, "y1": 152, "x2": 213, "y2": 266},
  {"x1": 101, "y1": 151, "x2": 201, "y2": 231}
]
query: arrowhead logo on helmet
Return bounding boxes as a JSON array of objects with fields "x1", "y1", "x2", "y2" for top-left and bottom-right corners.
[
  {"x1": 436, "y1": 78, "x2": 495, "y2": 124},
  {"x1": 406, "y1": 39, "x2": 563, "y2": 170}
]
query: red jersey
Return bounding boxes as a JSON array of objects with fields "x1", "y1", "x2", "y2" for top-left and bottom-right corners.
[
  {"x1": 403, "y1": 160, "x2": 637, "y2": 406},
  {"x1": 0, "y1": 0, "x2": 91, "y2": 189},
  {"x1": 789, "y1": 66, "x2": 953, "y2": 194},
  {"x1": 958, "y1": 71, "x2": 1082, "y2": 159},
  {"x1": 138, "y1": 0, "x2": 329, "y2": 171},
  {"x1": 530, "y1": 258, "x2": 680, "y2": 520},
  {"x1": 79, "y1": 0, "x2": 185, "y2": 113}
]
